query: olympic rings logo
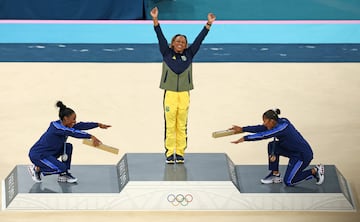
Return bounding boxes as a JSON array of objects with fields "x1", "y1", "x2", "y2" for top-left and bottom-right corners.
[{"x1": 167, "y1": 193, "x2": 193, "y2": 206}]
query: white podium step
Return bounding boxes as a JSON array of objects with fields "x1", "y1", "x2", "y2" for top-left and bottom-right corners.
[{"x1": 2, "y1": 153, "x2": 356, "y2": 211}]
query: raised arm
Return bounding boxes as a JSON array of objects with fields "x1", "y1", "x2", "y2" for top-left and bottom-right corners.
[
  {"x1": 205, "y1": 13, "x2": 216, "y2": 30},
  {"x1": 189, "y1": 12, "x2": 216, "y2": 55},
  {"x1": 150, "y1": 7, "x2": 170, "y2": 55},
  {"x1": 150, "y1": 7, "x2": 159, "y2": 27}
]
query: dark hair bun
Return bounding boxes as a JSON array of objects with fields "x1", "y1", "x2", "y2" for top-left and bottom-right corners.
[
  {"x1": 56, "y1": 101, "x2": 66, "y2": 110},
  {"x1": 274, "y1": 108, "x2": 281, "y2": 115}
]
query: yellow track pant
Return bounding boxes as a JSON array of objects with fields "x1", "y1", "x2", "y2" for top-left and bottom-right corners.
[{"x1": 163, "y1": 90, "x2": 190, "y2": 157}]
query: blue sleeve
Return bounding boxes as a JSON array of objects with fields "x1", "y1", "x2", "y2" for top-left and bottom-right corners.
[
  {"x1": 52, "y1": 121, "x2": 92, "y2": 139},
  {"x1": 154, "y1": 25, "x2": 170, "y2": 56},
  {"x1": 242, "y1": 125, "x2": 267, "y2": 133},
  {"x1": 188, "y1": 26, "x2": 209, "y2": 56},
  {"x1": 73, "y1": 122, "x2": 98, "y2": 130},
  {"x1": 244, "y1": 121, "x2": 288, "y2": 141}
]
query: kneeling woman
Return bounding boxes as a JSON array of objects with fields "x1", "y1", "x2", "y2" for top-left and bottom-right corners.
[
  {"x1": 230, "y1": 109, "x2": 324, "y2": 186},
  {"x1": 28, "y1": 101, "x2": 111, "y2": 183}
]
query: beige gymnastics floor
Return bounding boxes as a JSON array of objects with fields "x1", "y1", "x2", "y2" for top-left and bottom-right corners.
[{"x1": 0, "y1": 63, "x2": 359, "y2": 222}]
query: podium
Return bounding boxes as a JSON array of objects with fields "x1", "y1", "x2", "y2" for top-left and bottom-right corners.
[{"x1": 2, "y1": 153, "x2": 356, "y2": 211}]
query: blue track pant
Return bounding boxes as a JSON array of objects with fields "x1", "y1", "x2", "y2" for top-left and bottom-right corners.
[
  {"x1": 30, "y1": 143, "x2": 73, "y2": 175},
  {"x1": 268, "y1": 141, "x2": 314, "y2": 186}
]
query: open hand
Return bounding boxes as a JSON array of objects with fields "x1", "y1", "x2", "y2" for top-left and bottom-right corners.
[
  {"x1": 231, "y1": 137, "x2": 244, "y2": 144},
  {"x1": 98, "y1": 123, "x2": 111, "y2": 129}
]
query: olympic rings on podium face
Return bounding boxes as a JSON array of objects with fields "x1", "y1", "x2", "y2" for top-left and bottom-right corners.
[{"x1": 167, "y1": 193, "x2": 193, "y2": 206}]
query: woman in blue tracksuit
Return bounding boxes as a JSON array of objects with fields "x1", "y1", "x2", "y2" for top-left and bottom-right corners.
[
  {"x1": 28, "y1": 101, "x2": 111, "y2": 183},
  {"x1": 230, "y1": 109, "x2": 324, "y2": 186}
]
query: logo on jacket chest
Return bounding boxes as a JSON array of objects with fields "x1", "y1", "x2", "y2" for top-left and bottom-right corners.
[{"x1": 172, "y1": 55, "x2": 187, "y2": 61}]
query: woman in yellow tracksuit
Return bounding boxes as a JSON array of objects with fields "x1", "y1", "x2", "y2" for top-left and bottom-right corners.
[{"x1": 150, "y1": 7, "x2": 216, "y2": 163}]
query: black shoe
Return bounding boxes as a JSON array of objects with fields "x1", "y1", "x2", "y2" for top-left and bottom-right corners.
[
  {"x1": 175, "y1": 154, "x2": 185, "y2": 164},
  {"x1": 166, "y1": 155, "x2": 175, "y2": 164}
]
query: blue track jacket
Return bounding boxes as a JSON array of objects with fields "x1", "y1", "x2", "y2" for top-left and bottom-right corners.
[
  {"x1": 29, "y1": 120, "x2": 98, "y2": 159},
  {"x1": 243, "y1": 118, "x2": 313, "y2": 160}
]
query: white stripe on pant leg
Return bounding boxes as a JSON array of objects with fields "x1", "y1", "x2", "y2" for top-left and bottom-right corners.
[{"x1": 286, "y1": 160, "x2": 303, "y2": 185}]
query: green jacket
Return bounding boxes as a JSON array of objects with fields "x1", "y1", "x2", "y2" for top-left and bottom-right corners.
[{"x1": 159, "y1": 62, "x2": 193, "y2": 92}]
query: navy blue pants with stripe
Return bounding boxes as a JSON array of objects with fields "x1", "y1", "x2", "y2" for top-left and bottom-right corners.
[
  {"x1": 31, "y1": 143, "x2": 73, "y2": 175},
  {"x1": 268, "y1": 141, "x2": 314, "y2": 186}
]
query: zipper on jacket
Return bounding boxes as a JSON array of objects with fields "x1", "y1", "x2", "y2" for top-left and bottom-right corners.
[
  {"x1": 163, "y1": 71, "x2": 168, "y2": 82},
  {"x1": 177, "y1": 74, "x2": 180, "y2": 91}
]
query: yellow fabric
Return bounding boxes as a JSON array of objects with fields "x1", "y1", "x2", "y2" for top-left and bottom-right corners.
[{"x1": 163, "y1": 90, "x2": 190, "y2": 157}]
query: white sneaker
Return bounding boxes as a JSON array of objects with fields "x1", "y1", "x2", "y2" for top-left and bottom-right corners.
[
  {"x1": 27, "y1": 165, "x2": 42, "y2": 183},
  {"x1": 315, "y1": 164, "x2": 325, "y2": 185},
  {"x1": 261, "y1": 172, "x2": 283, "y2": 184},
  {"x1": 175, "y1": 154, "x2": 185, "y2": 164},
  {"x1": 58, "y1": 172, "x2": 78, "y2": 183},
  {"x1": 166, "y1": 155, "x2": 175, "y2": 164}
]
